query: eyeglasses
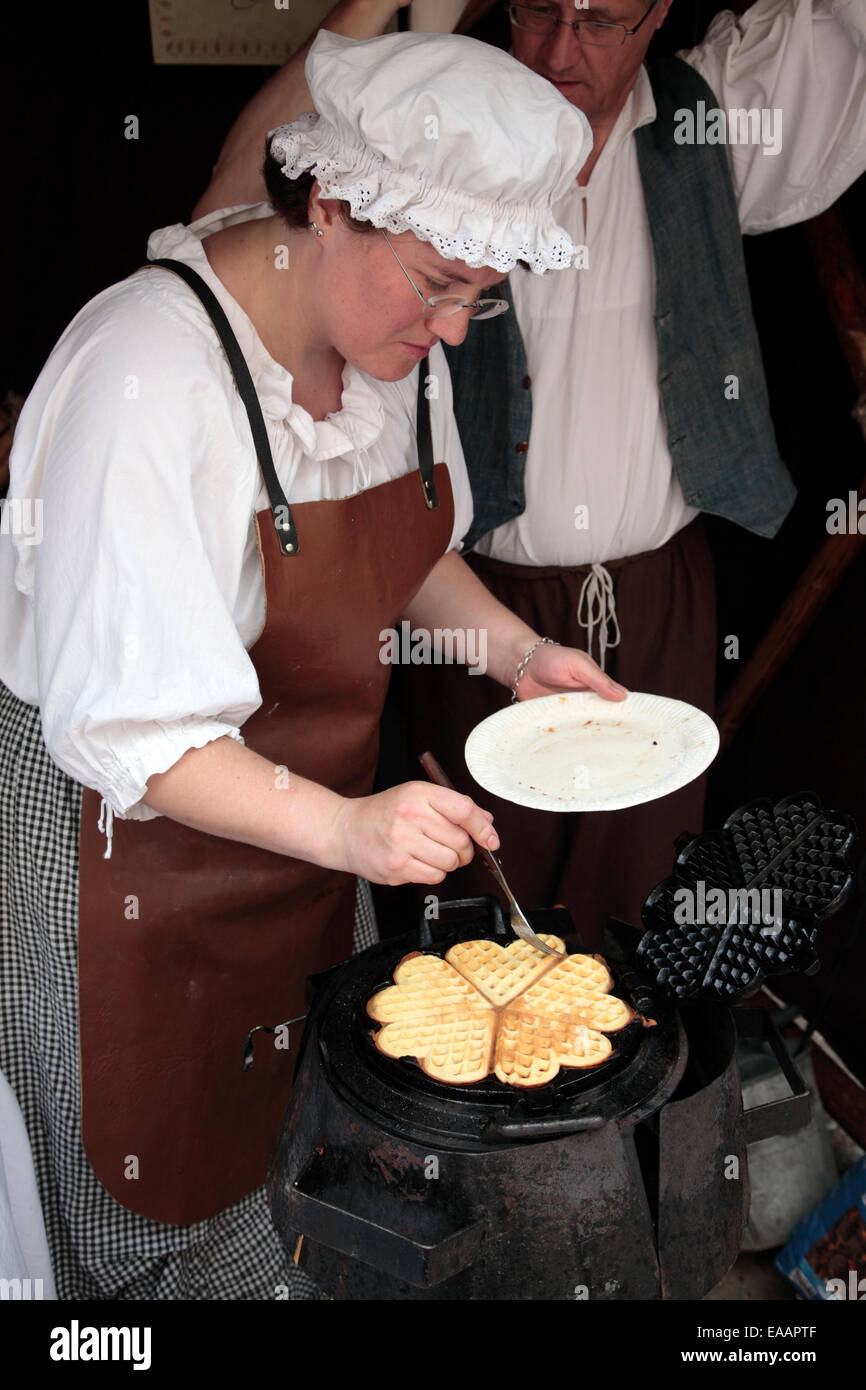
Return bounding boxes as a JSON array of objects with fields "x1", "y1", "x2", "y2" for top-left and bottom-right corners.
[
  {"x1": 508, "y1": 0, "x2": 660, "y2": 48},
  {"x1": 380, "y1": 231, "x2": 509, "y2": 321}
]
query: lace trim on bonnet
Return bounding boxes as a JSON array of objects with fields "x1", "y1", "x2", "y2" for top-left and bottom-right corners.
[{"x1": 269, "y1": 114, "x2": 579, "y2": 276}]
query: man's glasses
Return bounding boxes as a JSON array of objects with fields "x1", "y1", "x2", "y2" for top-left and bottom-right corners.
[
  {"x1": 381, "y1": 232, "x2": 509, "y2": 321},
  {"x1": 508, "y1": 0, "x2": 660, "y2": 48}
]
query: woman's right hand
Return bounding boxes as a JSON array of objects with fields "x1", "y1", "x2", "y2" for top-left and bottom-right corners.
[{"x1": 331, "y1": 781, "x2": 499, "y2": 885}]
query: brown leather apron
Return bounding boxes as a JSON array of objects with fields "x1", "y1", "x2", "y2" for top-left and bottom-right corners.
[{"x1": 77, "y1": 264, "x2": 454, "y2": 1225}]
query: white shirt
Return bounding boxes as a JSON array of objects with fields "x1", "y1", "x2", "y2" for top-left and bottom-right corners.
[
  {"x1": 0, "y1": 204, "x2": 472, "y2": 820},
  {"x1": 478, "y1": 0, "x2": 866, "y2": 567},
  {"x1": 0, "y1": 1070, "x2": 57, "y2": 1299}
]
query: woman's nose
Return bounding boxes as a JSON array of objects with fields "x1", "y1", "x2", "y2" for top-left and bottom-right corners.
[{"x1": 428, "y1": 308, "x2": 473, "y2": 347}]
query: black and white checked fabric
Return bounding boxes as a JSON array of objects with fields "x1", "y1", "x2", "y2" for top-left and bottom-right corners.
[{"x1": 0, "y1": 679, "x2": 377, "y2": 1300}]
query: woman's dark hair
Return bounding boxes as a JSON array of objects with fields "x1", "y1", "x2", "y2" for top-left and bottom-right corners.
[{"x1": 263, "y1": 140, "x2": 377, "y2": 235}]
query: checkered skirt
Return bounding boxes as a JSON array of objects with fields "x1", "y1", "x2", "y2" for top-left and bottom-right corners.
[{"x1": 0, "y1": 679, "x2": 378, "y2": 1300}]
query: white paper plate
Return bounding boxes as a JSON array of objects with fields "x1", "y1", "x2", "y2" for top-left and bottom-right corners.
[{"x1": 464, "y1": 691, "x2": 719, "y2": 813}]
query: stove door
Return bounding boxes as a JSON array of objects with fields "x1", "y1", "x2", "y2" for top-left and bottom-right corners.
[{"x1": 286, "y1": 1146, "x2": 487, "y2": 1289}]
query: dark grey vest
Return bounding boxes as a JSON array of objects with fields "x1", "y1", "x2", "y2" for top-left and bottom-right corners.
[{"x1": 446, "y1": 57, "x2": 796, "y2": 553}]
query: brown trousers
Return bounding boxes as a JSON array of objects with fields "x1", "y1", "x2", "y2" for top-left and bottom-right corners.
[{"x1": 398, "y1": 519, "x2": 717, "y2": 949}]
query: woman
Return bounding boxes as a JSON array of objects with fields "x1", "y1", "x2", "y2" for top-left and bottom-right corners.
[{"x1": 0, "y1": 30, "x2": 623, "y2": 1299}]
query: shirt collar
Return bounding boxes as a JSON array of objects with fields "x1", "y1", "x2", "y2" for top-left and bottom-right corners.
[
  {"x1": 146, "y1": 205, "x2": 386, "y2": 458},
  {"x1": 593, "y1": 64, "x2": 657, "y2": 173}
]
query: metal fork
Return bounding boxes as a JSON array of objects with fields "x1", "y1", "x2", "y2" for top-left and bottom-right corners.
[{"x1": 419, "y1": 752, "x2": 565, "y2": 958}]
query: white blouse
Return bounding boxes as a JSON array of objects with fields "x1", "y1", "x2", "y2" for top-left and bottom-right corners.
[
  {"x1": 0, "y1": 204, "x2": 473, "y2": 820},
  {"x1": 477, "y1": 0, "x2": 866, "y2": 568}
]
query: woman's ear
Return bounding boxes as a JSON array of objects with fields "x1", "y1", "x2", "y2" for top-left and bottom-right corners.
[{"x1": 307, "y1": 182, "x2": 343, "y2": 232}]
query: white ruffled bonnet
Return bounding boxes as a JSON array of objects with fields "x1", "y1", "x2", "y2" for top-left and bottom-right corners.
[{"x1": 267, "y1": 30, "x2": 592, "y2": 275}]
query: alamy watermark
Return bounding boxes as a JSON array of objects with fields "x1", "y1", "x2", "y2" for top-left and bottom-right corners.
[
  {"x1": 674, "y1": 101, "x2": 782, "y2": 157},
  {"x1": 673, "y1": 880, "x2": 783, "y2": 933},
  {"x1": 826, "y1": 491, "x2": 866, "y2": 533},
  {"x1": 1, "y1": 1277, "x2": 44, "y2": 1299},
  {"x1": 0, "y1": 496, "x2": 43, "y2": 545},
  {"x1": 826, "y1": 1270, "x2": 866, "y2": 1300},
  {"x1": 378, "y1": 620, "x2": 487, "y2": 674},
  {"x1": 49, "y1": 1321, "x2": 151, "y2": 1370}
]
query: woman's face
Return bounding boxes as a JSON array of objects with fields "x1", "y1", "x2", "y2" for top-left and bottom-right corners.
[{"x1": 313, "y1": 210, "x2": 508, "y2": 381}]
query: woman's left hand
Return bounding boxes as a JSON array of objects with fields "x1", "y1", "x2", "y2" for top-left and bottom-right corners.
[{"x1": 514, "y1": 642, "x2": 628, "y2": 704}]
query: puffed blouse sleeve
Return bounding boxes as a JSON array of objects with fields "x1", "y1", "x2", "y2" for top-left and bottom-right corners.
[
  {"x1": 13, "y1": 279, "x2": 266, "y2": 821},
  {"x1": 682, "y1": 0, "x2": 866, "y2": 234}
]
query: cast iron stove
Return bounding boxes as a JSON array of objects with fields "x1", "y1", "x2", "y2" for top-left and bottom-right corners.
[{"x1": 267, "y1": 896, "x2": 806, "y2": 1299}]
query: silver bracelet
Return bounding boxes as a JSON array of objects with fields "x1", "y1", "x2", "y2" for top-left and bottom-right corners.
[{"x1": 511, "y1": 637, "x2": 558, "y2": 703}]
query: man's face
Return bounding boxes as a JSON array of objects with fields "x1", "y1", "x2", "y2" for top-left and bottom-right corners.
[{"x1": 509, "y1": 0, "x2": 672, "y2": 128}]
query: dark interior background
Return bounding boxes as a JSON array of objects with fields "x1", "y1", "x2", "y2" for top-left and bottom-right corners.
[{"x1": 3, "y1": 1, "x2": 865, "y2": 1073}]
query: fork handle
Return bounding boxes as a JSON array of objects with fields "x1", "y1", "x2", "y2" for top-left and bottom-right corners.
[
  {"x1": 418, "y1": 753, "x2": 562, "y2": 959},
  {"x1": 418, "y1": 751, "x2": 499, "y2": 876}
]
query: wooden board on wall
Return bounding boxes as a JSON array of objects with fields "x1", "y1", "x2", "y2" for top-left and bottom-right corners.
[
  {"x1": 409, "y1": 0, "x2": 468, "y2": 30},
  {"x1": 149, "y1": 0, "x2": 398, "y2": 66}
]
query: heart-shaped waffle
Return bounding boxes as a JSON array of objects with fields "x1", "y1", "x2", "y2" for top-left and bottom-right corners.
[
  {"x1": 509, "y1": 954, "x2": 633, "y2": 1033},
  {"x1": 494, "y1": 1013, "x2": 612, "y2": 1087},
  {"x1": 374, "y1": 1014, "x2": 498, "y2": 1085},
  {"x1": 366, "y1": 952, "x2": 493, "y2": 1024},
  {"x1": 445, "y1": 935, "x2": 566, "y2": 1006},
  {"x1": 367, "y1": 939, "x2": 633, "y2": 1089},
  {"x1": 526, "y1": 952, "x2": 615, "y2": 998}
]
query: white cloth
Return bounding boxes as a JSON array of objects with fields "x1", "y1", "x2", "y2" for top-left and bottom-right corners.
[
  {"x1": 0, "y1": 1070, "x2": 57, "y2": 1298},
  {"x1": 477, "y1": 0, "x2": 866, "y2": 567},
  {"x1": 270, "y1": 30, "x2": 592, "y2": 273},
  {"x1": 0, "y1": 203, "x2": 473, "y2": 822}
]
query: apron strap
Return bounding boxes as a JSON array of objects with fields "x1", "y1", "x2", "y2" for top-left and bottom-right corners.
[
  {"x1": 146, "y1": 257, "x2": 300, "y2": 556},
  {"x1": 416, "y1": 356, "x2": 439, "y2": 511}
]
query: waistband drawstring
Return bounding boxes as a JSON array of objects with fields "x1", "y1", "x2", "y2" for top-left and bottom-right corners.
[
  {"x1": 577, "y1": 563, "x2": 622, "y2": 673},
  {"x1": 97, "y1": 797, "x2": 114, "y2": 861}
]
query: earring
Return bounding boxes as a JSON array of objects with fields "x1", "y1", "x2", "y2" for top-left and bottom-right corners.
[{"x1": 308, "y1": 222, "x2": 324, "y2": 238}]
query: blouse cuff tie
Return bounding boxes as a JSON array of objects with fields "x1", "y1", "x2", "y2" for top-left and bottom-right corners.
[{"x1": 97, "y1": 797, "x2": 115, "y2": 861}]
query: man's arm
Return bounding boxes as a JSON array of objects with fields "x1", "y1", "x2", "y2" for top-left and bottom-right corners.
[
  {"x1": 682, "y1": 0, "x2": 866, "y2": 234},
  {"x1": 192, "y1": 0, "x2": 410, "y2": 220}
]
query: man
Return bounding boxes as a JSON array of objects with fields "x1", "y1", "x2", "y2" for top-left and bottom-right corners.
[{"x1": 195, "y1": 0, "x2": 866, "y2": 942}]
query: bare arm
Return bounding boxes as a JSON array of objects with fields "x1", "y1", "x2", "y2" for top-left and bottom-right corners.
[
  {"x1": 142, "y1": 735, "x2": 347, "y2": 863},
  {"x1": 139, "y1": 550, "x2": 622, "y2": 881},
  {"x1": 404, "y1": 550, "x2": 627, "y2": 700},
  {"x1": 192, "y1": 0, "x2": 410, "y2": 220},
  {"x1": 141, "y1": 727, "x2": 498, "y2": 885}
]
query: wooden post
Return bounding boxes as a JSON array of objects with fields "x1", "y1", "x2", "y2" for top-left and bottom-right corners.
[{"x1": 717, "y1": 206, "x2": 866, "y2": 748}]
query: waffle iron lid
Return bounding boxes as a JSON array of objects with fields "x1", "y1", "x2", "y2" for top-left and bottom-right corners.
[{"x1": 637, "y1": 791, "x2": 858, "y2": 1007}]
